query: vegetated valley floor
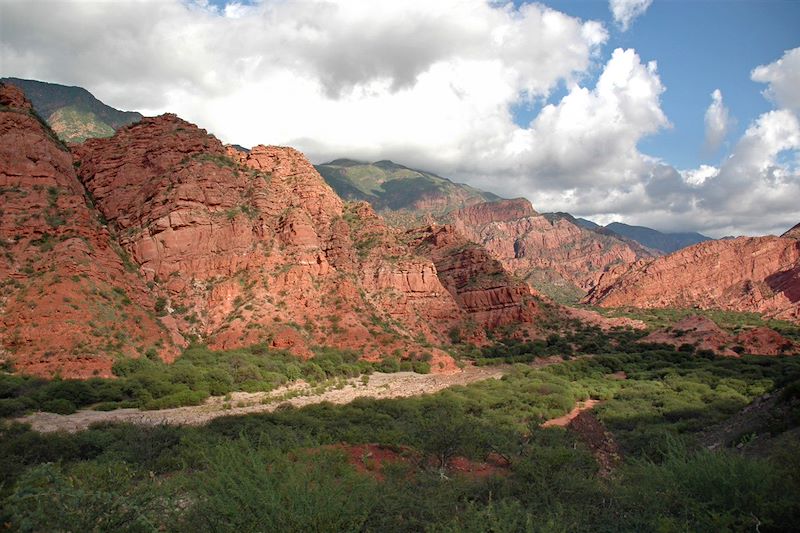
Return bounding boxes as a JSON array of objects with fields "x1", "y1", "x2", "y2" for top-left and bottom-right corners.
[{"x1": 19, "y1": 360, "x2": 573, "y2": 433}]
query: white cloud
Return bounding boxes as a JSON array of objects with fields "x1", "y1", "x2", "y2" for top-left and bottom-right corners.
[
  {"x1": 751, "y1": 47, "x2": 800, "y2": 113},
  {"x1": 606, "y1": 109, "x2": 800, "y2": 238},
  {"x1": 2, "y1": 1, "x2": 797, "y2": 237},
  {"x1": 703, "y1": 89, "x2": 731, "y2": 153},
  {"x1": 681, "y1": 165, "x2": 718, "y2": 187},
  {"x1": 609, "y1": 0, "x2": 653, "y2": 32},
  {"x1": 495, "y1": 48, "x2": 668, "y2": 192}
]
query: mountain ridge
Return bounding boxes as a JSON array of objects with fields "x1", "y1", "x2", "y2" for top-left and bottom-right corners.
[{"x1": 0, "y1": 77, "x2": 142, "y2": 143}]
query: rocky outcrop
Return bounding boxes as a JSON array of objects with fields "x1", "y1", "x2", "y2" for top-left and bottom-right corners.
[
  {"x1": 642, "y1": 316, "x2": 740, "y2": 356},
  {"x1": 448, "y1": 200, "x2": 656, "y2": 301},
  {"x1": 584, "y1": 237, "x2": 800, "y2": 323},
  {"x1": 452, "y1": 198, "x2": 537, "y2": 226},
  {"x1": 407, "y1": 225, "x2": 546, "y2": 341},
  {"x1": 0, "y1": 83, "x2": 175, "y2": 378},
  {"x1": 735, "y1": 327, "x2": 796, "y2": 356},
  {"x1": 642, "y1": 316, "x2": 797, "y2": 356},
  {"x1": 74, "y1": 117, "x2": 465, "y2": 362},
  {"x1": 782, "y1": 223, "x2": 800, "y2": 240}
]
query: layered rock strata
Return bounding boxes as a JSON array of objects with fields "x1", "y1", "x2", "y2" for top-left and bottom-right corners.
[{"x1": 584, "y1": 237, "x2": 800, "y2": 323}]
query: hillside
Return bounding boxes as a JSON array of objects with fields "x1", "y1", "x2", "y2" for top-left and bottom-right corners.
[
  {"x1": 1, "y1": 81, "x2": 567, "y2": 377},
  {"x1": 584, "y1": 237, "x2": 800, "y2": 323},
  {"x1": 783, "y1": 222, "x2": 800, "y2": 239},
  {"x1": 448, "y1": 200, "x2": 658, "y2": 303},
  {"x1": 0, "y1": 83, "x2": 175, "y2": 378},
  {"x1": 0, "y1": 77, "x2": 141, "y2": 143},
  {"x1": 315, "y1": 159, "x2": 499, "y2": 226},
  {"x1": 315, "y1": 161, "x2": 658, "y2": 303}
]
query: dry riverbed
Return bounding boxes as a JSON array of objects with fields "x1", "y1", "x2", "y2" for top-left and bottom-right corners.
[{"x1": 17, "y1": 356, "x2": 573, "y2": 433}]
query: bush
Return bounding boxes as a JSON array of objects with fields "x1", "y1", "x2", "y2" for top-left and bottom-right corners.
[
  {"x1": 180, "y1": 441, "x2": 378, "y2": 532},
  {"x1": 40, "y1": 398, "x2": 77, "y2": 415},
  {"x1": 7, "y1": 462, "x2": 166, "y2": 532}
]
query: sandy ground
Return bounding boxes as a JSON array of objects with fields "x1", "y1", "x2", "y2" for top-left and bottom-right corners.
[{"x1": 17, "y1": 365, "x2": 511, "y2": 433}]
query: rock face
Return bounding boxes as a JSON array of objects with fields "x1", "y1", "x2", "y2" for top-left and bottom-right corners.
[
  {"x1": 782, "y1": 223, "x2": 800, "y2": 240},
  {"x1": 74, "y1": 116, "x2": 469, "y2": 362},
  {"x1": 407, "y1": 224, "x2": 546, "y2": 341},
  {"x1": 584, "y1": 237, "x2": 800, "y2": 324},
  {"x1": 448, "y1": 200, "x2": 657, "y2": 302},
  {"x1": 0, "y1": 83, "x2": 175, "y2": 378},
  {"x1": 642, "y1": 316, "x2": 740, "y2": 356},
  {"x1": 642, "y1": 316, "x2": 796, "y2": 356}
]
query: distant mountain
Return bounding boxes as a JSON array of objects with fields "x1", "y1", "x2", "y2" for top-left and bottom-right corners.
[
  {"x1": 453, "y1": 202, "x2": 657, "y2": 303},
  {"x1": 0, "y1": 77, "x2": 141, "y2": 143},
  {"x1": 604, "y1": 222, "x2": 711, "y2": 254},
  {"x1": 315, "y1": 159, "x2": 499, "y2": 226},
  {"x1": 574, "y1": 217, "x2": 601, "y2": 230}
]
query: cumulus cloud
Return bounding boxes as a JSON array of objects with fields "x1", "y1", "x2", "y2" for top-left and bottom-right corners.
[
  {"x1": 494, "y1": 48, "x2": 668, "y2": 192},
  {"x1": 703, "y1": 89, "x2": 731, "y2": 153},
  {"x1": 2, "y1": 0, "x2": 797, "y2": 236},
  {"x1": 597, "y1": 103, "x2": 799, "y2": 237},
  {"x1": 609, "y1": 0, "x2": 653, "y2": 31},
  {"x1": 751, "y1": 47, "x2": 800, "y2": 113}
]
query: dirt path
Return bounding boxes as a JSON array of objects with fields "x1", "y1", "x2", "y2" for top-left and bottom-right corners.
[
  {"x1": 17, "y1": 364, "x2": 514, "y2": 434},
  {"x1": 540, "y1": 398, "x2": 622, "y2": 476},
  {"x1": 541, "y1": 399, "x2": 600, "y2": 428}
]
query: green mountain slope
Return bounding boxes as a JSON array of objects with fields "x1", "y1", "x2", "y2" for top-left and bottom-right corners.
[
  {"x1": 315, "y1": 159, "x2": 499, "y2": 226},
  {"x1": 0, "y1": 77, "x2": 141, "y2": 143}
]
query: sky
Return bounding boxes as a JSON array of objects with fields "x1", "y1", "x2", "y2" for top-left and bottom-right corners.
[{"x1": 1, "y1": 0, "x2": 799, "y2": 237}]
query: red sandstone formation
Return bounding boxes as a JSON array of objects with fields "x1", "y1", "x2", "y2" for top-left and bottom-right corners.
[
  {"x1": 584, "y1": 237, "x2": 800, "y2": 324},
  {"x1": 73, "y1": 116, "x2": 467, "y2": 364},
  {"x1": 448, "y1": 199, "x2": 656, "y2": 300},
  {"x1": 0, "y1": 83, "x2": 175, "y2": 378},
  {"x1": 734, "y1": 327, "x2": 796, "y2": 356},
  {"x1": 782, "y1": 223, "x2": 800, "y2": 240},
  {"x1": 642, "y1": 316, "x2": 797, "y2": 356},
  {"x1": 407, "y1": 224, "x2": 546, "y2": 341},
  {"x1": 642, "y1": 316, "x2": 740, "y2": 356}
]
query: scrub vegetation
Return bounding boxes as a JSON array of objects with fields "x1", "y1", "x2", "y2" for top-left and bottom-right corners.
[{"x1": 2, "y1": 346, "x2": 799, "y2": 531}]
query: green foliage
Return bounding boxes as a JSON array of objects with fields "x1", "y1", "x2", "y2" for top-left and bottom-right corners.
[
  {"x1": 0, "y1": 344, "x2": 412, "y2": 417},
  {"x1": 3, "y1": 339, "x2": 800, "y2": 531},
  {"x1": 591, "y1": 306, "x2": 800, "y2": 343},
  {"x1": 476, "y1": 323, "x2": 650, "y2": 364},
  {"x1": 189, "y1": 153, "x2": 236, "y2": 169},
  {"x1": 179, "y1": 442, "x2": 378, "y2": 532},
  {"x1": 7, "y1": 462, "x2": 166, "y2": 532},
  {"x1": 153, "y1": 297, "x2": 167, "y2": 315}
]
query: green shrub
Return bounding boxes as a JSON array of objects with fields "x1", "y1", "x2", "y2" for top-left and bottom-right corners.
[
  {"x1": 40, "y1": 398, "x2": 77, "y2": 414},
  {"x1": 180, "y1": 441, "x2": 378, "y2": 532}
]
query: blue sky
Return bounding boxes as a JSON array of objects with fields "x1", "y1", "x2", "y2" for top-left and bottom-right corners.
[
  {"x1": 2, "y1": 0, "x2": 798, "y2": 235},
  {"x1": 527, "y1": 0, "x2": 800, "y2": 169}
]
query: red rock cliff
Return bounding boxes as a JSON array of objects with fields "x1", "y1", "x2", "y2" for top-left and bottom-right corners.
[
  {"x1": 407, "y1": 224, "x2": 547, "y2": 341},
  {"x1": 584, "y1": 237, "x2": 800, "y2": 323},
  {"x1": 74, "y1": 119, "x2": 465, "y2": 359},
  {"x1": 0, "y1": 83, "x2": 175, "y2": 378},
  {"x1": 449, "y1": 201, "x2": 656, "y2": 300}
]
